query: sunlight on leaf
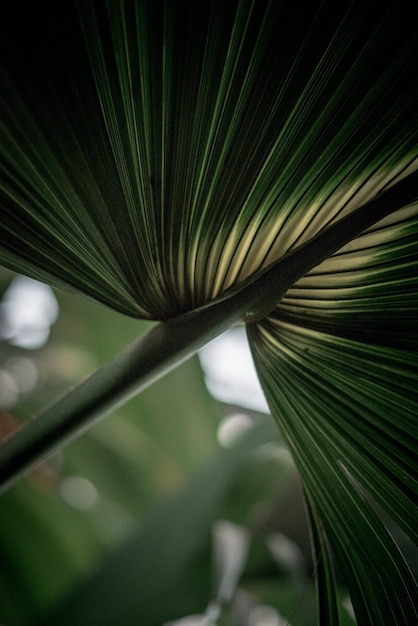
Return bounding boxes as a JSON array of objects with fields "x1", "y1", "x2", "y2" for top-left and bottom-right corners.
[{"x1": 1, "y1": 1, "x2": 416, "y2": 319}]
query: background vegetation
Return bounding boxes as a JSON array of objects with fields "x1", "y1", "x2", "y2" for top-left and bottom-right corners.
[{"x1": 1, "y1": 267, "x2": 331, "y2": 626}]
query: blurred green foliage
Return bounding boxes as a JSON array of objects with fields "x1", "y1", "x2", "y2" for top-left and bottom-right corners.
[{"x1": 0, "y1": 270, "x2": 330, "y2": 626}]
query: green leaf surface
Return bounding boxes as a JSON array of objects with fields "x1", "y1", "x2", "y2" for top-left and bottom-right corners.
[
  {"x1": 1, "y1": 1, "x2": 417, "y2": 319},
  {"x1": 304, "y1": 497, "x2": 341, "y2": 626},
  {"x1": 247, "y1": 233, "x2": 418, "y2": 625}
]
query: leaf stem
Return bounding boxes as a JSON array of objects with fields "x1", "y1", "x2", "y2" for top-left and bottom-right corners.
[
  {"x1": 0, "y1": 170, "x2": 416, "y2": 493},
  {"x1": 0, "y1": 303, "x2": 241, "y2": 494}
]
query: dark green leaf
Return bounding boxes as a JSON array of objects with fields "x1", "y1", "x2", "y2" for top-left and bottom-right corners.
[
  {"x1": 1, "y1": 1, "x2": 417, "y2": 318},
  {"x1": 247, "y1": 236, "x2": 418, "y2": 625}
]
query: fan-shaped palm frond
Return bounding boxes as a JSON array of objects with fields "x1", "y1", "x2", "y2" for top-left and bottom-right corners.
[{"x1": 1, "y1": 1, "x2": 417, "y2": 624}]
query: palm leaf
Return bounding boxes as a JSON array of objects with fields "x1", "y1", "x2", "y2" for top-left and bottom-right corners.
[
  {"x1": 247, "y1": 201, "x2": 418, "y2": 623},
  {"x1": 248, "y1": 325, "x2": 418, "y2": 622},
  {"x1": 1, "y1": 1, "x2": 417, "y2": 624},
  {"x1": 1, "y1": 1, "x2": 416, "y2": 317}
]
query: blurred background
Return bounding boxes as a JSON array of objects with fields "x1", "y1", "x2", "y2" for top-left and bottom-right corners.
[{"x1": 0, "y1": 267, "x2": 358, "y2": 626}]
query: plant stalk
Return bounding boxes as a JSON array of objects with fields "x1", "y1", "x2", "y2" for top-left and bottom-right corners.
[{"x1": 0, "y1": 170, "x2": 416, "y2": 493}]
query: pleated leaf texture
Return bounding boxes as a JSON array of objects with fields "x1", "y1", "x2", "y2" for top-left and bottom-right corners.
[{"x1": 1, "y1": 1, "x2": 417, "y2": 625}]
